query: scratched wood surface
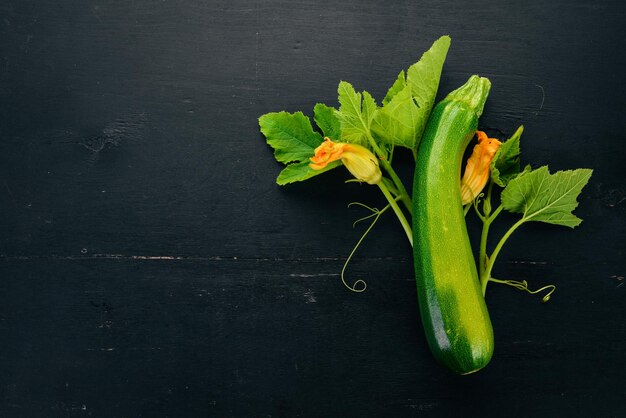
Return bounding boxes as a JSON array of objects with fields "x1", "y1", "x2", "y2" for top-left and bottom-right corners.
[{"x1": 1, "y1": 0, "x2": 625, "y2": 416}]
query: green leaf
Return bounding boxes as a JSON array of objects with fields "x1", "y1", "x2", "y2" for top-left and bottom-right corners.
[
  {"x1": 382, "y1": 71, "x2": 406, "y2": 106},
  {"x1": 336, "y1": 81, "x2": 377, "y2": 146},
  {"x1": 406, "y1": 35, "x2": 450, "y2": 103},
  {"x1": 501, "y1": 166, "x2": 593, "y2": 228},
  {"x1": 259, "y1": 111, "x2": 337, "y2": 184},
  {"x1": 491, "y1": 125, "x2": 523, "y2": 187},
  {"x1": 259, "y1": 111, "x2": 324, "y2": 164},
  {"x1": 371, "y1": 84, "x2": 421, "y2": 148},
  {"x1": 372, "y1": 35, "x2": 451, "y2": 150},
  {"x1": 313, "y1": 103, "x2": 341, "y2": 140},
  {"x1": 276, "y1": 160, "x2": 341, "y2": 185},
  {"x1": 405, "y1": 35, "x2": 450, "y2": 126}
]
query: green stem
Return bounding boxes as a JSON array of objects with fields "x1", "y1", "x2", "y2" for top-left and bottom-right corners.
[
  {"x1": 364, "y1": 131, "x2": 412, "y2": 215},
  {"x1": 378, "y1": 181, "x2": 413, "y2": 246},
  {"x1": 477, "y1": 183, "x2": 493, "y2": 277},
  {"x1": 488, "y1": 204, "x2": 504, "y2": 223},
  {"x1": 478, "y1": 215, "x2": 490, "y2": 278},
  {"x1": 380, "y1": 159, "x2": 412, "y2": 214},
  {"x1": 480, "y1": 217, "x2": 526, "y2": 295},
  {"x1": 365, "y1": 131, "x2": 387, "y2": 161},
  {"x1": 477, "y1": 190, "x2": 501, "y2": 278}
]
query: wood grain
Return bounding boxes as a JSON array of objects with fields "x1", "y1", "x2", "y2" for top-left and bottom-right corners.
[{"x1": 1, "y1": 0, "x2": 624, "y2": 416}]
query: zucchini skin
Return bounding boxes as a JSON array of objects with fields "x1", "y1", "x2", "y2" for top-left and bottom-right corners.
[{"x1": 412, "y1": 77, "x2": 494, "y2": 374}]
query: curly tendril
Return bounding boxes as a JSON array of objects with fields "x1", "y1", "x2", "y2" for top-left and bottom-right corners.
[
  {"x1": 340, "y1": 200, "x2": 396, "y2": 293},
  {"x1": 489, "y1": 277, "x2": 556, "y2": 302}
]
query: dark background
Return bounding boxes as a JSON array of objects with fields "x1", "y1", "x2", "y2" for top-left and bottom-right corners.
[{"x1": 1, "y1": 0, "x2": 624, "y2": 416}]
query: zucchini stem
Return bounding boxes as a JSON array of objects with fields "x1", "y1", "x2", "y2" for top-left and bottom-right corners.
[
  {"x1": 480, "y1": 217, "x2": 526, "y2": 295},
  {"x1": 380, "y1": 159, "x2": 413, "y2": 214},
  {"x1": 475, "y1": 181, "x2": 507, "y2": 292},
  {"x1": 378, "y1": 181, "x2": 413, "y2": 246},
  {"x1": 479, "y1": 210, "x2": 556, "y2": 300},
  {"x1": 364, "y1": 130, "x2": 413, "y2": 215},
  {"x1": 479, "y1": 204, "x2": 504, "y2": 273},
  {"x1": 479, "y1": 215, "x2": 490, "y2": 277}
]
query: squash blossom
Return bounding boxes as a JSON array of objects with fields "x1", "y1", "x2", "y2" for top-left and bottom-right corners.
[
  {"x1": 310, "y1": 137, "x2": 382, "y2": 185},
  {"x1": 460, "y1": 131, "x2": 501, "y2": 205}
]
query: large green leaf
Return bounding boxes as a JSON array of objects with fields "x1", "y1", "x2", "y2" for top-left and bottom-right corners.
[
  {"x1": 371, "y1": 35, "x2": 450, "y2": 149},
  {"x1": 406, "y1": 35, "x2": 450, "y2": 109},
  {"x1": 371, "y1": 84, "x2": 421, "y2": 148},
  {"x1": 259, "y1": 111, "x2": 323, "y2": 164},
  {"x1": 501, "y1": 166, "x2": 593, "y2": 228},
  {"x1": 259, "y1": 111, "x2": 337, "y2": 184}
]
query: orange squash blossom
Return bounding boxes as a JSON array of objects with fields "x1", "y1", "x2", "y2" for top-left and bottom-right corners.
[
  {"x1": 310, "y1": 137, "x2": 382, "y2": 185},
  {"x1": 460, "y1": 131, "x2": 501, "y2": 205}
]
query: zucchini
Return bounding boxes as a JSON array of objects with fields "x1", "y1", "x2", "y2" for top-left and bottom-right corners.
[{"x1": 412, "y1": 75, "x2": 494, "y2": 374}]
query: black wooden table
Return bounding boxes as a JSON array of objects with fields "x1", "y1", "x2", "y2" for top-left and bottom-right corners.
[{"x1": 1, "y1": 1, "x2": 624, "y2": 416}]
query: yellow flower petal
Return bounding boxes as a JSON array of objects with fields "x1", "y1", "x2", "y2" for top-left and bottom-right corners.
[
  {"x1": 309, "y1": 137, "x2": 381, "y2": 184},
  {"x1": 460, "y1": 131, "x2": 501, "y2": 205},
  {"x1": 310, "y1": 137, "x2": 346, "y2": 169}
]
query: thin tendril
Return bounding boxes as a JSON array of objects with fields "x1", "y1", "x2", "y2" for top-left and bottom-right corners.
[
  {"x1": 341, "y1": 203, "x2": 391, "y2": 293},
  {"x1": 348, "y1": 202, "x2": 383, "y2": 227},
  {"x1": 352, "y1": 212, "x2": 379, "y2": 227},
  {"x1": 472, "y1": 192, "x2": 486, "y2": 221},
  {"x1": 489, "y1": 277, "x2": 556, "y2": 302}
]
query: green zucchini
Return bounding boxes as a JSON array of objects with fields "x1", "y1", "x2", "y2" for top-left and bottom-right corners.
[{"x1": 412, "y1": 75, "x2": 494, "y2": 374}]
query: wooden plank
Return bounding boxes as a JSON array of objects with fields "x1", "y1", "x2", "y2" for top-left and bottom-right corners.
[{"x1": 0, "y1": 0, "x2": 624, "y2": 416}]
